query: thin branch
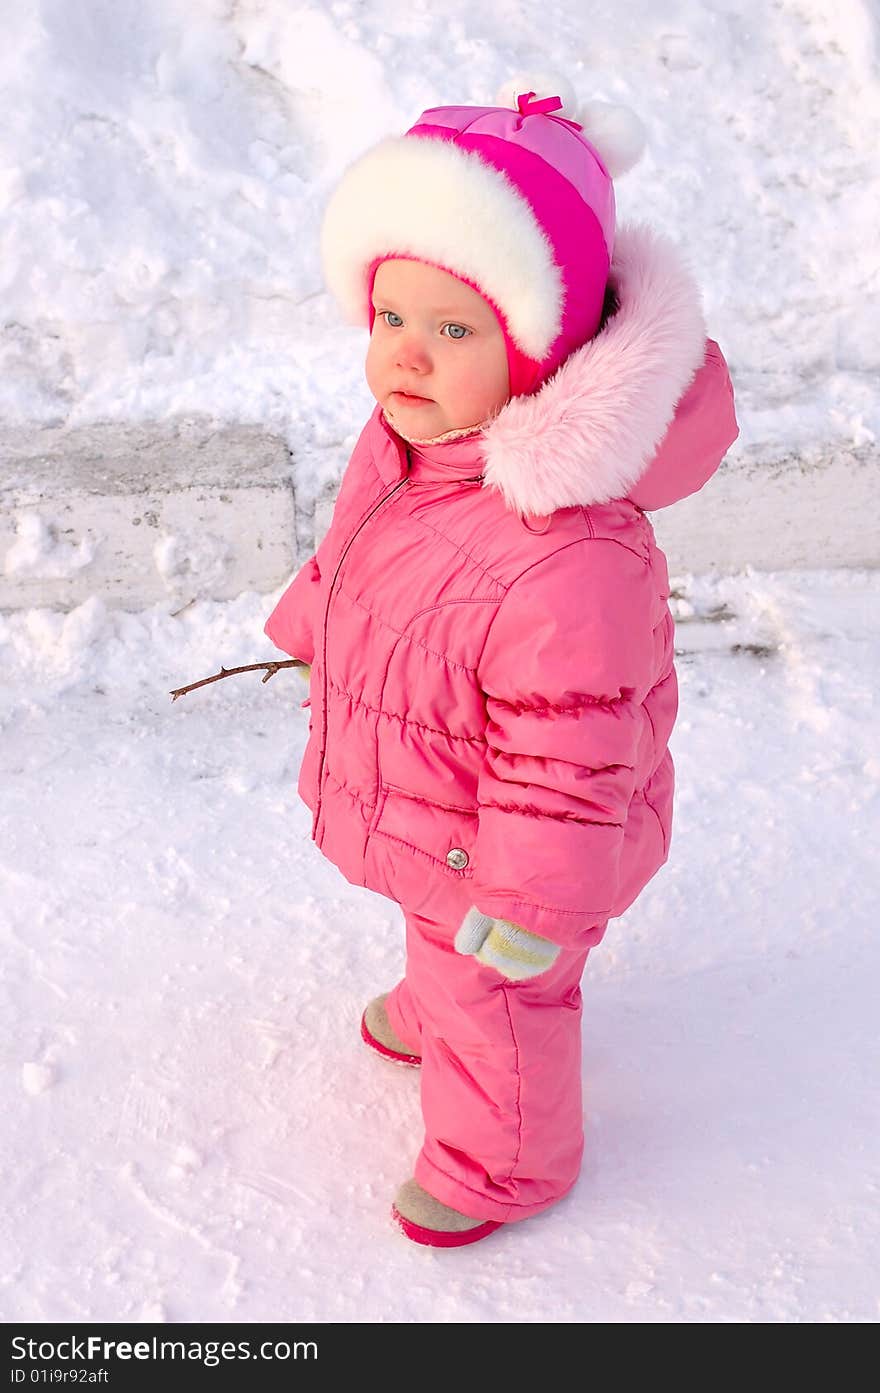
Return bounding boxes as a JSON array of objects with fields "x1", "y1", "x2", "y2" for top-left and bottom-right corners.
[{"x1": 169, "y1": 658, "x2": 306, "y2": 701}]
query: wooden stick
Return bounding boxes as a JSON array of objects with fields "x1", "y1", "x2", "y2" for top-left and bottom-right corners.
[{"x1": 169, "y1": 658, "x2": 306, "y2": 701}]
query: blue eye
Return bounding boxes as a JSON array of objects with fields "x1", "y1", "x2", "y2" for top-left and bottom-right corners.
[
  {"x1": 443, "y1": 323, "x2": 470, "y2": 340},
  {"x1": 381, "y1": 311, "x2": 403, "y2": 327}
]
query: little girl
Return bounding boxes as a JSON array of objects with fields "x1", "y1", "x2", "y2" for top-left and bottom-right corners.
[{"x1": 265, "y1": 74, "x2": 739, "y2": 1247}]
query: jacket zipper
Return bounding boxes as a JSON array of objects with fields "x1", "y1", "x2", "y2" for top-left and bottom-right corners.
[{"x1": 311, "y1": 471, "x2": 411, "y2": 841}]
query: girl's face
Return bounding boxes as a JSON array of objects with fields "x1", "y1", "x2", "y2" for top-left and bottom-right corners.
[{"x1": 365, "y1": 258, "x2": 510, "y2": 437}]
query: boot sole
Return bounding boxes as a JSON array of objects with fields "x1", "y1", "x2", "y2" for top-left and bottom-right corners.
[
  {"x1": 360, "y1": 1011, "x2": 422, "y2": 1067},
  {"x1": 391, "y1": 1205, "x2": 504, "y2": 1247}
]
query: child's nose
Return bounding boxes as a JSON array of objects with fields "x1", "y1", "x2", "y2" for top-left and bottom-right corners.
[{"x1": 394, "y1": 335, "x2": 432, "y2": 373}]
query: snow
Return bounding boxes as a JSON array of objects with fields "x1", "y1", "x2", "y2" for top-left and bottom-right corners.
[
  {"x1": 153, "y1": 530, "x2": 233, "y2": 598},
  {"x1": 2, "y1": 0, "x2": 878, "y2": 1326},
  {"x1": 2, "y1": 569, "x2": 878, "y2": 1322},
  {"x1": 3, "y1": 513, "x2": 96, "y2": 580}
]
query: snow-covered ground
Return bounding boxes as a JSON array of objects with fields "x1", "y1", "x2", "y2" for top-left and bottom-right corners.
[{"x1": 2, "y1": 568, "x2": 877, "y2": 1322}]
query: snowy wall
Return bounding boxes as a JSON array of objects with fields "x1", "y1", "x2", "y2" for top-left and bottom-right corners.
[{"x1": 2, "y1": 0, "x2": 879, "y2": 607}]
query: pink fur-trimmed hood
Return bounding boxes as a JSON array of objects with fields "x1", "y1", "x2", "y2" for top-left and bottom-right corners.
[{"x1": 479, "y1": 222, "x2": 712, "y2": 517}]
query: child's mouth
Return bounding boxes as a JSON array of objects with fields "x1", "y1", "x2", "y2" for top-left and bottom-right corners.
[{"x1": 391, "y1": 390, "x2": 433, "y2": 405}]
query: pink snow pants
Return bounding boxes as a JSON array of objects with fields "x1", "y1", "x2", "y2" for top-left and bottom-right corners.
[{"x1": 384, "y1": 892, "x2": 599, "y2": 1224}]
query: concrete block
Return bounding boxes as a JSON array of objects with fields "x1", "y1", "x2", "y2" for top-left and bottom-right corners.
[
  {"x1": 2, "y1": 422, "x2": 877, "y2": 613},
  {"x1": 1, "y1": 419, "x2": 299, "y2": 610},
  {"x1": 650, "y1": 443, "x2": 879, "y2": 573}
]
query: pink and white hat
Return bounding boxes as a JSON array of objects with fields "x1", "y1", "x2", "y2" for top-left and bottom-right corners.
[{"x1": 320, "y1": 73, "x2": 647, "y2": 398}]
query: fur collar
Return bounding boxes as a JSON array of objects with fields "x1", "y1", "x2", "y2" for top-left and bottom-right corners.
[{"x1": 479, "y1": 222, "x2": 708, "y2": 517}]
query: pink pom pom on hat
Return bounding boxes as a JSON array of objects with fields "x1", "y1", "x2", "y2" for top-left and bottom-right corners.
[{"x1": 320, "y1": 73, "x2": 647, "y2": 399}]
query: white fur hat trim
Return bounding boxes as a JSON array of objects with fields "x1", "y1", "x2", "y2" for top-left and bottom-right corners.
[{"x1": 320, "y1": 134, "x2": 563, "y2": 358}]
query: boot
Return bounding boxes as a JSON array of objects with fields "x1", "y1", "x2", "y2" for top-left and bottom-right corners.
[
  {"x1": 391, "y1": 1179, "x2": 504, "y2": 1247},
  {"x1": 360, "y1": 993, "x2": 421, "y2": 1066}
]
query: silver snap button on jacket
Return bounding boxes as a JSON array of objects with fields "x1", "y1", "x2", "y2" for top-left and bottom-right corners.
[{"x1": 446, "y1": 847, "x2": 469, "y2": 870}]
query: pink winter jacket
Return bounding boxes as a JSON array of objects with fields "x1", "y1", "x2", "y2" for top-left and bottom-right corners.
[{"x1": 265, "y1": 225, "x2": 739, "y2": 951}]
